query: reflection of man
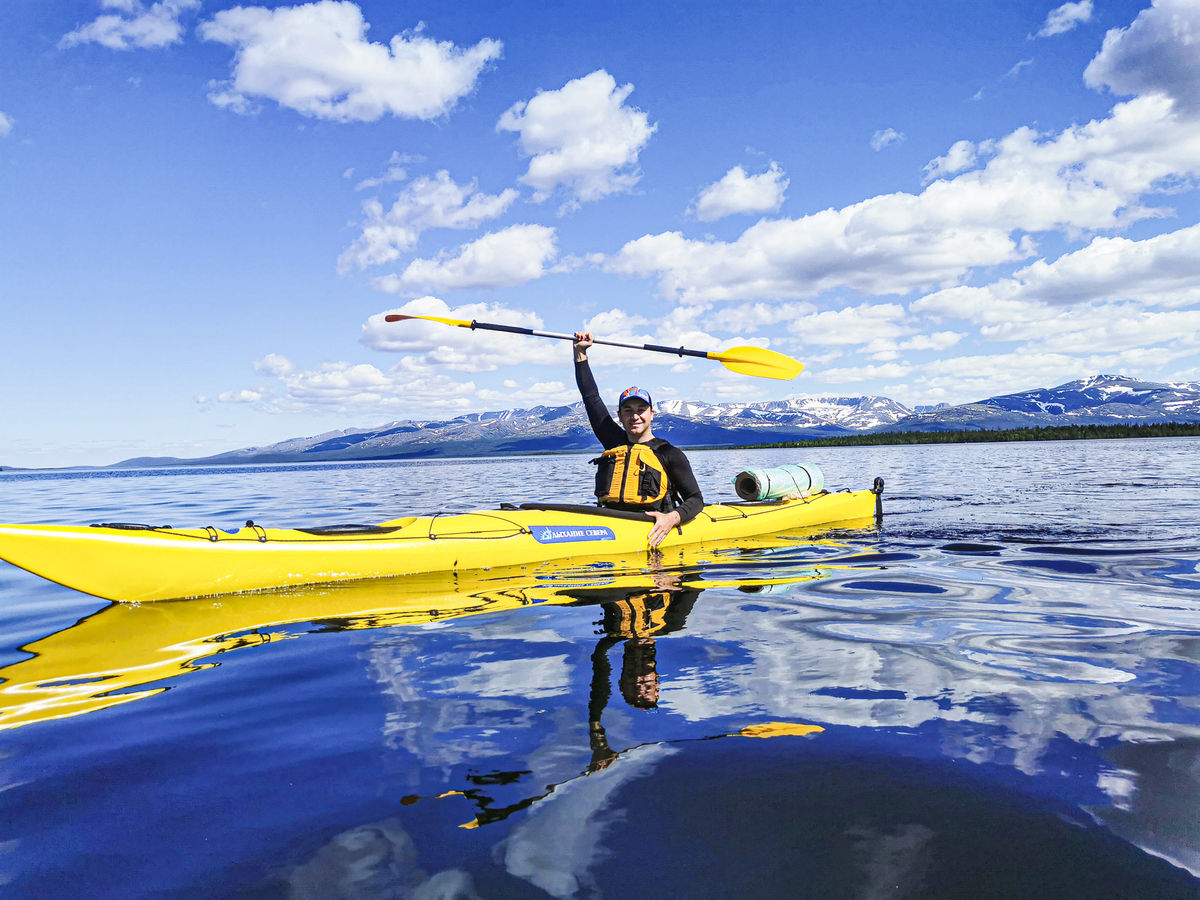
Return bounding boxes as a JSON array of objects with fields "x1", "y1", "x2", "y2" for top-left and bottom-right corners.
[{"x1": 574, "y1": 582, "x2": 700, "y2": 772}]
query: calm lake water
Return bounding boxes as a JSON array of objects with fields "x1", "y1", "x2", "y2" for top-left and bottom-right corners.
[{"x1": 2, "y1": 439, "x2": 1199, "y2": 898}]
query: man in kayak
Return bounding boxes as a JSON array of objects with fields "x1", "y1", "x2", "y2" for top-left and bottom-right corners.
[{"x1": 573, "y1": 332, "x2": 704, "y2": 547}]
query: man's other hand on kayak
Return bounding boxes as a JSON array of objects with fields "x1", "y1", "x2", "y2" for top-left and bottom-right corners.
[{"x1": 646, "y1": 509, "x2": 681, "y2": 547}]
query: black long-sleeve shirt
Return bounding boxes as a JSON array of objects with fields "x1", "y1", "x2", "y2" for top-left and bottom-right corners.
[{"x1": 575, "y1": 358, "x2": 704, "y2": 525}]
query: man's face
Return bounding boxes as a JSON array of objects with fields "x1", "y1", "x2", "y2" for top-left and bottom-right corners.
[{"x1": 618, "y1": 399, "x2": 654, "y2": 440}]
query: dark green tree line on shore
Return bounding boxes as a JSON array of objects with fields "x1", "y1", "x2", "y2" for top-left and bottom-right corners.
[{"x1": 723, "y1": 421, "x2": 1200, "y2": 450}]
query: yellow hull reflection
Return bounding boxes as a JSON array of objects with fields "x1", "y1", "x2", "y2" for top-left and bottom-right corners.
[{"x1": 0, "y1": 522, "x2": 875, "y2": 731}]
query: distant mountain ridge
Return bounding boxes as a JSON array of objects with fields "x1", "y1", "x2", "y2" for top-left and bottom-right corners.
[
  {"x1": 883, "y1": 375, "x2": 1200, "y2": 433},
  {"x1": 114, "y1": 375, "x2": 1200, "y2": 467}
]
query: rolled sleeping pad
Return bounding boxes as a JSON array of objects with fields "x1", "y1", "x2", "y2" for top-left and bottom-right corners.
[{"x1": 733, "y1": 463, "x2": 824, "y2": 501}]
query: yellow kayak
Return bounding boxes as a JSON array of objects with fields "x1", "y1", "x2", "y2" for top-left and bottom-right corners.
[{"x1": 0, "y1": 486, "x2": 881, "y2": 603}]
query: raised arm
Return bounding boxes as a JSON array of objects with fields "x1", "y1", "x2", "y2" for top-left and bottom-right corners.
[{"x1": 573, "y1": 332, "x2": 624, "y2": 448}]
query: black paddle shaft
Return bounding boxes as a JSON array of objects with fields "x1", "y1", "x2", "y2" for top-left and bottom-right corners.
[{"x1": 469, "y1": 320, "x2": 711, "y2": 360}]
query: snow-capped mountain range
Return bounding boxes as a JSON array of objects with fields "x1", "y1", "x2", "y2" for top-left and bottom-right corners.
[
  {"x1": 891, "y1": 375, "x2": 1200, "y2": 432},
  {"x1": 116, "y1": 375, "x2": 1200, "y2": 467}
]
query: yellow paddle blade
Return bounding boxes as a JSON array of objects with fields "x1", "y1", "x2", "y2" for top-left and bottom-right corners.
[
  {"x1": 711, "y1": 346, "x2": 805, "y2": 380},
  {"x1": 383, "y1": 312, "x2": 474, "y2": 328},
  {"x1": 736, "y1": 721, "x2": 825, "y2": 739}
]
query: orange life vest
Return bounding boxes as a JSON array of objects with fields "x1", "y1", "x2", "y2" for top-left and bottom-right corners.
[{"x1": 591, "y1": 440, "x2": 670, "y2": 509}]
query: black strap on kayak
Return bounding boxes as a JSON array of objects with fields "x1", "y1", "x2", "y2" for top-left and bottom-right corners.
[
  {"x1": 90, "y1": 522, "x2": 174, "y2": 530},
  {"x1": 295, "y1": 524, "x2": 403, "y2": 536},
  {"x1": 516, "y1": 502, "x2": 654, "y2": 522}
]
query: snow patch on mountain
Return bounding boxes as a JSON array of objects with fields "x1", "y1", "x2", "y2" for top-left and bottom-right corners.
[{"x1": 656, "y1": 395, "x2": 910, "y2": 431}]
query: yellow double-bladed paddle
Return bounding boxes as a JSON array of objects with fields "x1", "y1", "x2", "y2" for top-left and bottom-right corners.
[{"x1": 383, "y1": 312, "x2": 804, "y2": 380}]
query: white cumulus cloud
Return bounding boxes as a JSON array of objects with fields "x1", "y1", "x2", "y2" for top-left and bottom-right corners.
[
  {"x1": 1038, "y1": 1, "x2": 1093, "y2": 38},
  {"x1": 339, "y1": 170, "x2": 518, "y2": 273},
  {"x1": 1005, "y1": 58, "x2": 1034, "y2": 79},
  {"x1": 990, "y1": 305, "x2": 1200, "y2": 353},
  {"x1": 1007, "y1": 225, "x2": 1200, "y2": 309},
  {"x1": 870, "y1": 128, "x2": 905, "y2": 151},
  {"x1": 914, "y1": 222, "x2": 1200, "y2": 319},
  {"x1": 253, "y1": 353, "x2": 295, "y2": 376},
  {"x1": 198, "y1": 1, "x2": 501, "y2": 121},
  {"x1": 863, "y1": 331, "x2": 964, "y2": 362},
  {"x1": 605, "y1": 91, "x2": 1200, "y2": 305},
  {"x1": 61, "y1": 0, "x2": 199, "y2": 50},
  {"x1": 352, "y1": 151, "x2": 425, "y2": 190},
  {"x1": 819, "y1": 361, "x2": 913, "y2": 384},
  {"x1": 374, "y1": 224, "x2": 558, "y2": 292},
  {"x1": 899, "y1": 331, "x2": 964, "y2": 352},
  {"x1": 0, "y1": 111, "x2": 13, "y2": 138},
  {"x1": 922, "y1": 139, "x2": 992, "y2": 183},
  {"x1": 259, "y1": 359, "x2": 480, "y2": 414},
  {"x1": 713, "y1": 300, "x2": 816, "y2": 331},
  {"x1": 218, "y1": 388, "x2": 266, "y2": 403},
  {"x1": 787, "y1": 303, "x2": 915, "y2": 347},
  {"x1": 1084, "y1": 0, "x2": 1200, "y2": 114},
  {"x1": 360, "y1": 296, "x2": 561, "y2": 372},
  {"x1": 690, "y1": 162, "x2": 788, "y2": 221},
  {"x1": 498, "y1": 70, "x2": 656, "y2": 207}
]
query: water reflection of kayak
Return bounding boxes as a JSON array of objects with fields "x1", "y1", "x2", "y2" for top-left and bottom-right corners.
[
  {"x1": 0, "y1": 485, "x2": 881, "y2": 603},
  {"x1": 0, "y1": 539, "x2": 868, "y2": 732}
]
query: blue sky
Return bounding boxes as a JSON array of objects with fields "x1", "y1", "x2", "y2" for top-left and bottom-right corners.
[{"x1": 3, "y1": 0, "x2": 1199, "y2": 468}]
